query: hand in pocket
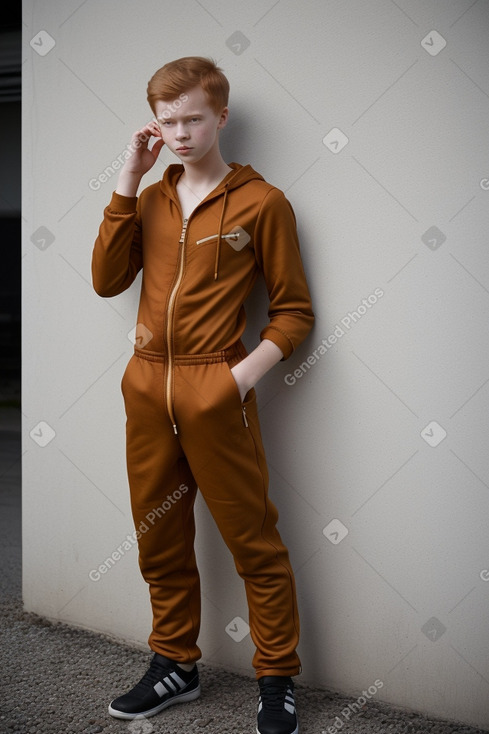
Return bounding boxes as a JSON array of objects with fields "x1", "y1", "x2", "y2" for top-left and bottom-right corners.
[{"x1": 229, "y1": 363, "x2": 251, "y2": 403}]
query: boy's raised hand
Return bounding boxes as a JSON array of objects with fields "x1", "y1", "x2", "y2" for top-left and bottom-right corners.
[
  {"x1": 126, "y1": 120, "x2": 165, "y2": 176},
  {"x1": 116, "y1": 120, "x2": 164, "y2": 197}
]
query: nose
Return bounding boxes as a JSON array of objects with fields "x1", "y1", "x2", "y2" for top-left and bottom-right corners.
[{"x1": 175, "y1": 123, "x2": 189, "y2": 140}]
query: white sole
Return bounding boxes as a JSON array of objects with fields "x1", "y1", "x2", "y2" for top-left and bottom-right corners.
[
  {"x1": 108, "y1": 684, "x2": 201, "y2": 720},
  {"x1": 256, "y1": 724, "x2": 299, "y2": 734},
  {"x1": 256, "y1": 726, "x2": 298, "y2": 734}
]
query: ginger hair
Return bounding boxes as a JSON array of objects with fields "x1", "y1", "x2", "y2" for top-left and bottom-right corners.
[{"x1": 147, "y1": 56, "x2": 229, "y2": 115}]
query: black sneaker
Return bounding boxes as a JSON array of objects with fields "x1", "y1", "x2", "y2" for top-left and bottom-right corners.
[
  {"x1": 108, "y1": 653, "x2": 200, "y2": 719},
  {"x1": 257, "y1": 676, "x2": 298, "y2": 734}
]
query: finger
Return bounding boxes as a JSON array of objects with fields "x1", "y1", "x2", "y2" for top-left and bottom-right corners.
[
  {"x1": 131, "y1": 129, "x2": 150, "y2": 147},
  {"x1": 147, "y1": 119, "x2": 162, "y2": 137},
  {"x1": 132, "y1": 121, "x2": 160, "y2": 145},
  {"x1": 150, "y1": 138, "x2": 165, "y2": 158}
]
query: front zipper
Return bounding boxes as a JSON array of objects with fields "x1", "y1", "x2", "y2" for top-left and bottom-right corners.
[{"x1": 166, "y1": 217, "x2": 188, "y2": 435}]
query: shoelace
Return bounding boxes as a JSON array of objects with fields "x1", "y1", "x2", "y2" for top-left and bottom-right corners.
[
  {"x1": 133, "y1": 659, "x2": 172, "y2": 693},
  {"x1": 259, "y1": 682, "x2": 292, "y2": 714}
]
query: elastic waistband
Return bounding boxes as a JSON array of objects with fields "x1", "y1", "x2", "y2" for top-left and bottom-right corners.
[{"x1": 133, "y1": 341, "x2": 246, "y2": 365}]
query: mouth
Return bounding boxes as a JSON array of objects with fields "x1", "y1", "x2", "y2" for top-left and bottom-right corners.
[{"x1": 176, "y1": 146, "x2": 192, "y2": 152}]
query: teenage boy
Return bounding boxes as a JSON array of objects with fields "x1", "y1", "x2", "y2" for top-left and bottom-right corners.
[{"x1": 92, "y1": 56, "x2": 314, "y2": 734}]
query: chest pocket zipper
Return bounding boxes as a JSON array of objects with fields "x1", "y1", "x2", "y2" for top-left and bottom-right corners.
[{"x1": 196, "y1": 232, "x2": 241, "y2": 246}]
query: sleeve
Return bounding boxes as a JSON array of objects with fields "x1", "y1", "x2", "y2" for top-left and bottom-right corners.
[
  {"x1": 253, "y1": 188, "x2": 315, "y2": 360},
  {"x1": 91, "y1": 191, "x2": 143, "y2": 297}
]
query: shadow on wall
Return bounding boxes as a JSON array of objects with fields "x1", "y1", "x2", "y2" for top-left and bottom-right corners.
[{"x1": 220, "y1": 101, "x2": 253, "y2": 167}]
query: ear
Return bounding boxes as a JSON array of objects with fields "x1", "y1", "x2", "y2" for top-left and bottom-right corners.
[{"x1": 217, "y1": 106, "x2": 229, "y2": 130}]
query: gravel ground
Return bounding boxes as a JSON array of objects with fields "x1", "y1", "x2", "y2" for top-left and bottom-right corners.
[
  {"x1": 2, "y1": 599, "x2": 488, "y2": 734},
  {"x1": 1, "y1": 406, "x2": 488, "y2": 734}
]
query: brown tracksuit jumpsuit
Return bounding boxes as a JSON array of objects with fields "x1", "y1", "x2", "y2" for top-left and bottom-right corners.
[{"x1": 92, "y1": 162, "x2": 314, "y2": 678}]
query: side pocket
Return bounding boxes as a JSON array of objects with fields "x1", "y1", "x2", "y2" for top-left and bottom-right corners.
[
  {"x1": 224, "y1": 361, "x2": 243, "y2": 405},
  {"x1": 224, "y1": 361, "x2": 256, "y2": 406}
]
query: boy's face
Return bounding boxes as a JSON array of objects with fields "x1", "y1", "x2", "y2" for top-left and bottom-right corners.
[{"x1": 155, "y1": 85, "x2": 228, "y2": 165}]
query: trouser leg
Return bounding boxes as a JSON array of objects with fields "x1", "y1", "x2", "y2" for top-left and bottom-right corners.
[
  {"x1": 173, "y1": 356, "x2": 301, "y2": 678},
  {"x1": 121, "y1": 353, "x2": 201, "y2": 664}
]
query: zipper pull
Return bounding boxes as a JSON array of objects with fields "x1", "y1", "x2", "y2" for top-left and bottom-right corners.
[
  {"x1": 179, "y1": 218, "x2": 188, "y2": 244},
  {"x1": 172, "y1": 423, "x2": 178, "y2": 435},
  {"x1": 242, "y1": 406, "x2": 248, "y2": 428}
]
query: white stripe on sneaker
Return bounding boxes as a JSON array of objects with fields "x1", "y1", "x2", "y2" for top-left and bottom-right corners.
[
  {"x1": 154, "y1": 680, "x2": 166, "y2": 697},
  {"x1": 154, "y1": 672, "x2": 187, "y2": 698},
  {"x1": 170, "y1": 671, "x2": 186, "y2": 687},
  {"x1": 164, "y1": 677, "x2": 177, "y2": 693}
]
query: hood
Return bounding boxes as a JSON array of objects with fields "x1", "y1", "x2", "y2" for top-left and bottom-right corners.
[
  {"x1": 160, "y1": 162, "x2": 265, "y2": 199},
  {"x1": 159, "y1": 163, "x2": 266, "y2": 280}
]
